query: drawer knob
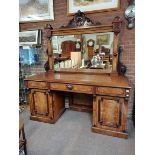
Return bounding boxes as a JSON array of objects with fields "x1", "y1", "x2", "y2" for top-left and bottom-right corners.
[
  {"x1": 66, "y1": 84, "x2": 73, "y2": 90},
  {"x1": 126, "y1": 90, "x2": 130, "y2": 93}
]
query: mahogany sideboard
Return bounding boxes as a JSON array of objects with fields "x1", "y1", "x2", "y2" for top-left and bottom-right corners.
[
  {"x1": 25, "y1": 71, "x2": 131, "y2": 138},
  {"x1": 24, "y1": 14, "x2": 131, "y2": 139}
]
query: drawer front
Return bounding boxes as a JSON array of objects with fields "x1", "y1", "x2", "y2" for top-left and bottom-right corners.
[
  {"x1": 50, "y1": 83, "x2": 93, "y2": 94},
  {"x1": 96, "y1": 87, "x2": 125, "y2": 96},
  {"x1": 28, "y1": 81, "x2": 47, "y2": 89}
]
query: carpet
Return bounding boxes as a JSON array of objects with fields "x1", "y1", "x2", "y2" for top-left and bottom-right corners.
[{"x1": 20, "y1": 109, "x2": 135, "y2": 155}]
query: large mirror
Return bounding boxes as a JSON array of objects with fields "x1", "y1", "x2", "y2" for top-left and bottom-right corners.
[{"x1": 52, "y1": 32, "x2": 114, "y2": 72}]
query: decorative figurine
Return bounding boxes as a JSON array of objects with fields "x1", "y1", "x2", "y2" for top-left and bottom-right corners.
[{"x1": 125, "y1": 0, "x2": 135, "y2": 29}]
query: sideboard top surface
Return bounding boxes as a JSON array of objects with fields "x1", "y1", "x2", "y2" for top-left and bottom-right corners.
[{"x1": 25, "y1": 71, "x2": 130, "y2": 89}]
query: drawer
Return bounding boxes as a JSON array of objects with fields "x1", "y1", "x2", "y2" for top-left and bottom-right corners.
[
  {"x1": 28, "y1": 81, "x2": 47, "y2": 89},
  {"x1": 96, "y1": 87, "x2": 125, "y2": 96},
  {"x1": 50, "y1": 83, "x2": 93, "y2": 94}
]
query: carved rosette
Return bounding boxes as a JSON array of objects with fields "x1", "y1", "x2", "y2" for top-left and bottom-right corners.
[
  {"x1": 44, "y1": 24, "x2": 53, "y2": 39},
  {"x1": 112, "y1": 16, "x2": 122, "y2": 35}
]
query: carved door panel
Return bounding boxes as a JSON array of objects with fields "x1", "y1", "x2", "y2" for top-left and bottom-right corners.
[
  {"x1": 29, "y1": 89, "x2": 53, "y2": 119},
  {"x1": 93, "y1": 96, "x2": 124, "y2": 130}
]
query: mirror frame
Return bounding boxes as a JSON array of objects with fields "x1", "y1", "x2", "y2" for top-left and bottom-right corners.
[{"x1": 44, "y1": 16, "x2": 122, "y2": 75}]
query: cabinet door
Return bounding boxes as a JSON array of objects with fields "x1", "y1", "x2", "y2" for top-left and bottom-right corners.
[
  {"x1": 93, "y1": 96, "x2": 126, "y2": 131},
  {"x1": 29, "y1": 89, "x2": 53, "y2": 119}
]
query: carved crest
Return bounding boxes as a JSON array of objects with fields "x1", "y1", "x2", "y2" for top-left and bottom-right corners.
[
  {"x1": 60, "y1": 10, "x2": 101, "y2": 28},
  {"x1": 112, "y1": 16, "x2": 122, "y2": 35}
]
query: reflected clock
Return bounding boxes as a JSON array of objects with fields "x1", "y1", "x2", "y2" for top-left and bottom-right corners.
[
  {"x1": 87, "y1": 39, "x2": 95, "y2": 47},
  {"x1": 87, "y1": 39, "x2": 95, "y2": 58}
]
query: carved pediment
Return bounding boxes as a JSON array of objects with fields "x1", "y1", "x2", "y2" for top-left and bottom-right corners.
[{"x1": 60, "y1": 10, "x2": 101, "y2": 28}]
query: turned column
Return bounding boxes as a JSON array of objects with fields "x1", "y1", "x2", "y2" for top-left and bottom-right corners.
[{"x1": 44, "y1": 24, "x2": 54, "y2": 70}]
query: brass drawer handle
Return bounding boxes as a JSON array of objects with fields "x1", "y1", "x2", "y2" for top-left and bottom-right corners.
[{"x1": 66, "y1": 84, "x2": 73, "y2": 90}]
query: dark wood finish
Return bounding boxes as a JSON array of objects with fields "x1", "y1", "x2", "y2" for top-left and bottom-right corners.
[
  {"x1": 52, "y1": 24, "x2": 113, "y2": 36},
  {"x1": 118, "y1": 46, "x2": 127, "y2": 75},
  {"x1": 96, "y1": 87, "x2": 125, "y2": 96},
  {"x1": 28, "y1": 81, "x2": 48, "y2": 89},
  {"x1": 24, "y1": 17, "x2": 130, "y2": 138},
  {"x1": 44, "y1": 24, "x2": 54, "y2": 70},
  {"x1": 28, "y1": 88, "x2": 65, "y2": 124},
  {"x1": 69, "y1": 93, "x2": 93, "y2": 112},
  {"x1": 50, "y1": 83, "x2": 93, "y2": 94},
  {"x1": 55, "y1": 68, "x2": 112, "y2": 74},
  {"x1": 63, "y1": 10, "x2": 95, "y2": 28},
  {"x1": 92, "y1": 126, "x2": 128, "y2": 139},
  {"x1": 93, "y1": 95, "x2": 128, "y2": 138},
  {"x1": 44, "y1": 24, "x2": 53, "y2": 39},
  {"x1": 52, "y1": 92, "x2": 65, "y2": 119},
  {"x1": 61, "y1": 40, "x2": 76, "y2": 58},
  {"x1": 25, "y1": 71, "x2": 130, "y2": 88},
  {"x1": 29, "y1": 89, "x2": 53, "y2": 122},
  {"x1": 112, "y1": 16, "x2": 122, "y2": 35},
  {"x1": 45, "y1": 16, "x2": 122, "y2": 74},
  {"x1": 88, "y1": 47, "x2": 94, "y2": 58},
  {"x1": 25, "y1": 71, "x2": 130, "y2": 138}
]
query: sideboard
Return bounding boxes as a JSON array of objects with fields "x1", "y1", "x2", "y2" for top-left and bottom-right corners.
[
  {"x1": 24, "y1": 13, "x2": 131, "y2": 138},
  {"x1": 25, "y1": 71, "x2": 130, "y2": 138}
]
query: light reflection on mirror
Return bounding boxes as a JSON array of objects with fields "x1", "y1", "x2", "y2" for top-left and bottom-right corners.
[{"x1": 52, "y1": 32, "x2": 114, "y2": 71}]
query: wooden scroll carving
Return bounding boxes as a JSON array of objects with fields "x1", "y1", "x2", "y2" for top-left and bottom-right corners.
[
  {"x1": 44, "y1": 24, "x2": 53, "y2": 39},
  {"x1": 44, "y1": 24, "x2": 54, "y2": 71},
  {"x1": 60, "y1": 10, "x2": 101, "y2": 28},
  {"x1": 112, "y1": 16, "x2": 122, "y2": 35}
]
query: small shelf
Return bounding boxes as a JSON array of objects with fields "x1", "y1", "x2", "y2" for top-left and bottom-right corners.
[{"x1": 70, "y1": 104, "x2": 92, "y2": 113}]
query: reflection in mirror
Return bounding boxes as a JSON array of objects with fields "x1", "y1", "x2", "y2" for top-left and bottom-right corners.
[{"x1": 52, "y1": 32, "x2": 114, "y2": 71}]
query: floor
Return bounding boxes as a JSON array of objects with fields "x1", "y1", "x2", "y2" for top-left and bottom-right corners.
[{"x1": 20, "y1": 108, "x2": 135, "y2": 155}]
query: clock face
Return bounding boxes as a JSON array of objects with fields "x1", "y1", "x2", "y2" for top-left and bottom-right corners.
[
  {"x1": 125, "y1": 4, "x2": 135, "y2": 18},
  {"x1": 87, "y1": 39, "x2": 94, "y2": 47},
  {"x1": 88, "y1": 41, "x2": 93, "y2": 46}
]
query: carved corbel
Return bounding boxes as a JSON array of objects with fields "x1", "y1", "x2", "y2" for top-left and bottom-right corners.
[
  {"x1": 44, "y1": 24, "x2": 53, "y2": 40},
  {"x1": 112, "y1": 16, "x2": 122, "y2": 35},
  {"x1": 118, "y1": 46, "x2": 127, "y2": 75}
]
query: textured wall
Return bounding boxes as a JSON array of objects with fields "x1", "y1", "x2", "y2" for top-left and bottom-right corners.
[{"x1": 20, "y1": 0, "x2": 135, "y2": 118}]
